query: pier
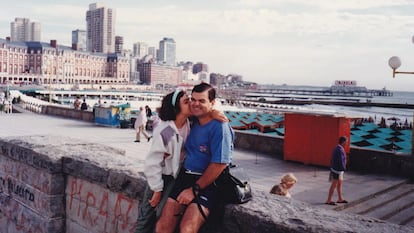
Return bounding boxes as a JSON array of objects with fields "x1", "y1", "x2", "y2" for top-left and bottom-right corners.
[{"x1": 244, "y1": 86, "x2": 393, "y2": 98}]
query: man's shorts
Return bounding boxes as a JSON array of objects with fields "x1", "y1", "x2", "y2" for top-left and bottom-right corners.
[
  {"x1": 169, "y1": 168, "x2": 219, "y2": 210},
  {"x1": 329, "y1": 170, "x2": 344, "y2": 181}
]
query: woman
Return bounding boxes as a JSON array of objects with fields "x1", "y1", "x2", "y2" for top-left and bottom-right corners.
[
  {"x1": 135, "y1": 89, "x2": 191, "y2": 233},
  {"x1": 135, "y1": 89, "x2": 227, "y2": 233},
  {"x1": 270, "y1": 173, "x2": 297, "y2": 198}
]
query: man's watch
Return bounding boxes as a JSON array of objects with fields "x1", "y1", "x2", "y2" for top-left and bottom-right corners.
[{"x1": 192, "y1": 183, "x2": 201, "y2": 196}]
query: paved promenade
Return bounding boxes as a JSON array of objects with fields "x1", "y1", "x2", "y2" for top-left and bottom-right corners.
[{"x1": 0, "y1": 111, "x2": 407, "y2": 212}]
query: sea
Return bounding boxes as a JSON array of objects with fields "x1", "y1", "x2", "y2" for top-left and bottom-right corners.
[{"x1": 303, "y1": 91, "x2": 414, "y2": 123}]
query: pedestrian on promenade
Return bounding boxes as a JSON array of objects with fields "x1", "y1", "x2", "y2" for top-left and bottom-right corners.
[
  {"x1": 3, "y1": 98, "x2": 11, "y2": 114},
  {"x1": 145, "y1": 105, "x2": 152, "y2": 118},
  {"x1": 325, "y1": 136, "x2": 348, "y2": 205},
  {"x1": 134, "y1": 106, "x2": 151, "y2": 142},
  {"x1": 156, "y1": 82, "x2": 234, "y2": 233},
  {"x1": 270, "y1": 173, "x2": 297, "y2": 198},
  {"x1": 80, "y1": 98, "x2": 88, "y2": 111},
  {"x1": 74, "y1": 97, "x2": 81, "y2": 110},
  {"x1": 150, "y1": 107, "x2": 161, "y2": 130}
]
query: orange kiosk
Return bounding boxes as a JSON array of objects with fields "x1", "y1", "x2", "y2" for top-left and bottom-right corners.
[{"x1": 284, "y1": 112, "x2": 350, "y2": 167}]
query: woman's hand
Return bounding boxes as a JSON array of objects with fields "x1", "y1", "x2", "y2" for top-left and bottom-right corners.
[
  {"x1": 211, "y1": 109, "x2": 228, "y2": 122},
  {"x1": 149, "y1": 191, "x2": 162, "y2": 207}
]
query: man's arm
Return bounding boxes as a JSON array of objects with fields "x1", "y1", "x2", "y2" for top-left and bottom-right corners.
[
  {"x1": 176, "y1": 163, "x2": 227, "y2": 205},
  {"x1": 195, "y1": 162, "x2": 227, "y2": 189}
]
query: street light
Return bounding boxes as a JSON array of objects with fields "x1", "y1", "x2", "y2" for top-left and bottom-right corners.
[
  {"x1": 388, "y1": 36, "x2": 414, "y2": 155},
  {"x1": 388, "y1": 56, "x2": 414, "y2": 78}
]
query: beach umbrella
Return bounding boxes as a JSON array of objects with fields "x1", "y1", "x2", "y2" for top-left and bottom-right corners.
[{"x1": 386, "y1": 117, "x2": 400, "y2": 122}]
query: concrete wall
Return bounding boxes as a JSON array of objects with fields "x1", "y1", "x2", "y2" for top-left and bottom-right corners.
[
  {"x1": 43, "y1": 105, "x2": 94, "y2": 122},
  {"x1": 349, "y1": 147, "x2": 414, "y2": 179},
  {"x1": 233, "y1": 131, "x2": 284, "y2": 158},
  {"x1": 0, "y1": 136, "x2": 412, "y2": 233},
  {"x1": 0, "y1": 136, "x2": 144, "y2": 233}
]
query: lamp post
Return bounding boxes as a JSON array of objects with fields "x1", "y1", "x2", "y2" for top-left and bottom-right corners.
[
  {"x1": 388, "y1": 35, "x2": 414, "y2": 155},
  {"x1": 388, "y1": 56, "x2": 414, "y2": 78}
]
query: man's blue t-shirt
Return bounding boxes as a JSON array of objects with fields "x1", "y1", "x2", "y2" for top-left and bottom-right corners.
[{"x1": 183, "y1": 119, "x2": 234, "y2": 173}]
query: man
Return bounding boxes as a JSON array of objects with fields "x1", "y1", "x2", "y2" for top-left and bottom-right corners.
[
  {"x1": 80, "y1": 98, "x2": 88, "y2": 111},
  {"x1": 134, "y1": 106, "x2": 152, "y2": 142},
  {"x1": 155, "y1": 83, "x2": 234, "y2": 233},
  {"x1": 325, "y1": 136, "x2": 348, "y2": 205}
]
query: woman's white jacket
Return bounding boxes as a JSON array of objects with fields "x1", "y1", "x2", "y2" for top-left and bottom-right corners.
[{"x1": 144, "y1": 120, "x2": 190, "y2": 192}]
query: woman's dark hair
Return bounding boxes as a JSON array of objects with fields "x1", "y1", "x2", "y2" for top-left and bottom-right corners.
[{"x1": 158, "y1": 90, "x2": 185, "y2": 121}]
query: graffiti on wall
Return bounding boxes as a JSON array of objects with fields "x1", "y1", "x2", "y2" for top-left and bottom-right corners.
[
  {"x1": 0, "y1": 156, "x2": 53, "y2": 194},
  {"x1": 0, "y1": 194, "x2": 54, "y2": 233},
  {"x1": 0, "y1": 176, "x2": 35, "y2": 201},
  {"x1": 67, "y1": 176, "x2": 139, "y2": 233}
]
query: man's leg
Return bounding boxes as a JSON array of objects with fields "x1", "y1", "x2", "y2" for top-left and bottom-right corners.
[
  {"x1": 336, "y1": 180, "x2": 344, "y2": 202},
  {"x1": 326, "y1": 180, "x2": 338, "y2": 203},
  {"x1": 141, "y1": 125, "x2": 150, "y2": 139},
  {"x1": 155, "y1": 198, "x2": 185, "y2": 233},
  {"x1": 139, "y1": 125, "x2": 148, "y2": 139},
  {"x1": 137, "y1": 125, "x2": 145, "y2": 141},
  {"x1": 179, "y1": 203, "x2": 209, "y2": 233}
]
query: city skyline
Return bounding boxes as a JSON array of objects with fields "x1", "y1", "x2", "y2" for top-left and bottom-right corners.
[{"x1": 1, "y1": 1, "x2": 414, "y2": 91}]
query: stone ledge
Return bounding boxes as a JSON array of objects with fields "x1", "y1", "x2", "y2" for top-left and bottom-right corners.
[{"x1": 216, "y1": 191, "x2": 412, "y2": 233}]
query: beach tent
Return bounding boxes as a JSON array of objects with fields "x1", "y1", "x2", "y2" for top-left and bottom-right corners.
[{"x1": 94, "y1": 103, "x2": 131, "y2": 127}]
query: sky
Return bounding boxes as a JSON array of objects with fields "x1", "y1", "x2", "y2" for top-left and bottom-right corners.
[{"x1": 1, "y1": 0, "x2": 414, "y2": 92}]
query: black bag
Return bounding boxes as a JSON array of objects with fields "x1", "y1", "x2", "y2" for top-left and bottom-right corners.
[
  {"x1": 194, "y1": 164, "x2": 253, "y2": 222},
  {"x1": 218, "y1": 164, "x2": 253, "y2": 204}
]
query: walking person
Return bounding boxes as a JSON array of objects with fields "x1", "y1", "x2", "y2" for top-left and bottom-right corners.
[
  {"x1": 325, "y1": 136, "x2": 348, "y2": 205},
  {"x1": 145, "y1": 105, "x2": 152, "y2": 118},
  {"x1": 134, "y1": 106, "x2": 152, "y2": 142},
  {"x1": 155, "y1": 82, "x2": 234, "y2": 233}
]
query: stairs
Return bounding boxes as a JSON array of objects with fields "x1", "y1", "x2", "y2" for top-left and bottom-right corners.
[{"x1": 338, "y1": 182, "x2": 414, "y2": 227}]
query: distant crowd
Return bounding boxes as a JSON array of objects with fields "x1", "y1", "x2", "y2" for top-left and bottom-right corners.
[{"x1": 354, "y1": 116, "x2": 413, "y2": 130}]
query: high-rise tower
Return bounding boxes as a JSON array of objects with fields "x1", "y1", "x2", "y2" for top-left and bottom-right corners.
[
  {"x1": 115, "y1": 36, "x2": 123, "y2": 53},
  {"x1": 133, "y1": 42, "x2": 148, "y2": 58},
  {"x1": 158, "y1": 38, "x2": 176, "y2": 66},
  {"x1": 10, "y1": 18, "x2": 41, "y2": 42},
  {"x1": 72, "y1": 29, "x2": 87, "y2": 51},
  {"x1": 86, "y1": 3, "x2": 115, "y2": 53}
]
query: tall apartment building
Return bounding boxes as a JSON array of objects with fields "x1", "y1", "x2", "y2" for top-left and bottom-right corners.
[
  {"x1": 10, "y1": 18, "x2": 41, "y2": 42},
  {"x1": 147, "y1": 46, "x2": 157, "y2": 60},
  {"x1": 86, "y1": 3, "x2": 115, "y2": 53},
  {"x1": 72, "y1": 29, "x2": 87, "y2": 51},
  {"x1": 115, "y1": 36, "x2": 123, "y2": 53},
  {"x1": 157, "y1": 37, "x2": 176, "y2": 66},
  {"x1": 132, "y1": 42, "x2": 148, "y2": 58}
]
